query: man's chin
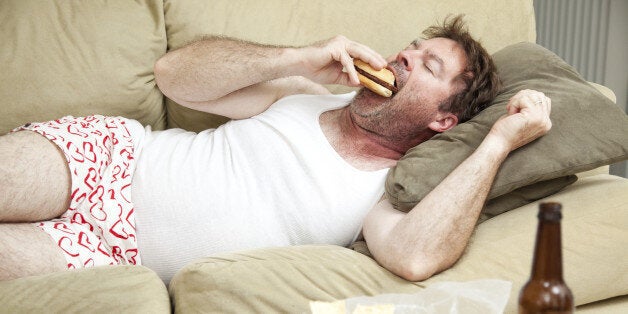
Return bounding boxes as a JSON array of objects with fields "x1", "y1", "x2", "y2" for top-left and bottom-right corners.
[{"x1": 350, "y1": 88, "x2": 391, "y2": 118}]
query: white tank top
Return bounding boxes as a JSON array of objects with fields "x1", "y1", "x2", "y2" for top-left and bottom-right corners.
[{"x1": 132, "y1": 93, "x2": 388, "y2": 283}]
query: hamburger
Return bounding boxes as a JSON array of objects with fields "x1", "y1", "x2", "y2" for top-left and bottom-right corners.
[{"x1": 353, "y1": 59, "x2": 398, "y2": 97}]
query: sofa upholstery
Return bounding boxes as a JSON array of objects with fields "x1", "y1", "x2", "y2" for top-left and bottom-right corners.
[{"x1": 1, "y1": 0, "x2": 627, "y2": 313}]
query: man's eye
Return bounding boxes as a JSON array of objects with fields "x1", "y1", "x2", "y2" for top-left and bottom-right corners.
[{"x1": 424, "y1": 64, "x2": 433, "y2": 74}]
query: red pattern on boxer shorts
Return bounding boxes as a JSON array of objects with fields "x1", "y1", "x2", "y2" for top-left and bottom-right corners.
[{"x1": 13, "y1": 115, "x2": 142, "y2": 269}]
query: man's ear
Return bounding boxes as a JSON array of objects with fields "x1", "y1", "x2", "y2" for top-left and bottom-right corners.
[{"x1": 428, "y1": 112, "x2": 458, "y2": 133}]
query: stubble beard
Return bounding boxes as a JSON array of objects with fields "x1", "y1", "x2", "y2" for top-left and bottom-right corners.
[{"x1": 349, "y1": 88, "x2": 435, "y2": 146}]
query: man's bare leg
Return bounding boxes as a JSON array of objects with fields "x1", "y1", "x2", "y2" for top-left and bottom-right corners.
[
  {"x1": 0, "y1": 130, "x2": 71, "y2": 279},
  {"x1": 0, "y1": 224, "x2": 67, "y2": 280},
  {"x1": 0, "y1": 131, "x2": 71, "y2": 221}
]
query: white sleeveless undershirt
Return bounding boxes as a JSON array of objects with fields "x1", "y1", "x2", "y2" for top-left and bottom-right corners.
[{"x1": 131, "y1": 92, "x2": 388, "y2": 283}]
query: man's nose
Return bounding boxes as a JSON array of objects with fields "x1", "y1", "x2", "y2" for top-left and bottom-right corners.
[{"x1": 396, "y1": 50, "x2": 420, "y2": 72}]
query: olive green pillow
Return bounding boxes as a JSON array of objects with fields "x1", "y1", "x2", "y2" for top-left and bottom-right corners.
[{"x1": 385, "y1": 42, "x2": 628, "y2": 213}]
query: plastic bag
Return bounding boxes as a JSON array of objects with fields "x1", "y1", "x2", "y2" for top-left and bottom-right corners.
[{"x1": 310, "y1": 279, "x2": 511, "y2": 314}]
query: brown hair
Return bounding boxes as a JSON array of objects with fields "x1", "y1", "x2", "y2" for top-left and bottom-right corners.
[{"x1": 422, "y1": 14, "x2": 501, "y2": 122}]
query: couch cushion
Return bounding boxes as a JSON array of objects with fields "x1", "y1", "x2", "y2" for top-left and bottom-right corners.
[
  {"x1": 169, "y1": 245, "x2": 422, "y2": 313},
  {"x1": 0, "y1": 0, "x2": 167, "y2": 134},
  {"x1": 162, "y1": 0, "x2": 535, "y2": 132},
  {"x1": 168, "y1": 174, "x2": 628, "y2": 313},
  {"x1": 421, "y1": 174, "x2": 628, "y2": 312},
  {"x1": 386, "y1": 42, "x2": 628, "y2": 214},
  {"x1": 0, "y1": 265, "x2": 170, "y2": 313}
]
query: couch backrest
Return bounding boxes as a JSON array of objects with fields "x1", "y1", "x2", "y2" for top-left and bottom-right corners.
[
  {"x1": 0, "y1": 0, "x2": 167, "y2": 134},
  {"x1": 0, "y1": 0, "x2": 535, "y2": 134},
  {"x1": 164, "y1": 0, "x2": 536, "y2": 131}
]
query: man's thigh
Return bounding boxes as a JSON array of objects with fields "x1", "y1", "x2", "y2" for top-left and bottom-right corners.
[
  {"x1": 0, "y1": 223, "x2": 67, "y2": 280},
  {"x1": 0, "y1": 130, "x2": 71, "y2": 222}
]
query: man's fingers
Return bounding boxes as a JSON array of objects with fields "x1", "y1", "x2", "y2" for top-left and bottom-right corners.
[
  {"x1": 492, "y1": 89, "x2": 554, "y2": 152},
  {"x1": 339, "y1": 52, "x2": 360, "y2": 85},
  {"x1": 304, "y1": 35, "x2": 386, "y2": 86},
  {"x1": 351, "y1": 47, "x2": 387, "y2": 70},
  {"x1": 507, "y1": 89, "x2": 551, "y2": 114},
  {"x1": 343, "y1": 39, "x2": 387, "y2": 71},
  {"x1": 506, "y1": 103, "x2": 518, "y2": 115},
  {"x1": 344, "y1": 44, "x2": 387, "y2": 85}
]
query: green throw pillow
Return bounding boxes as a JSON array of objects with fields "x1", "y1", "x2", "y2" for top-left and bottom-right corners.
[{"x1": 385, "y1": 42, "x2": 628, "y2": 214}]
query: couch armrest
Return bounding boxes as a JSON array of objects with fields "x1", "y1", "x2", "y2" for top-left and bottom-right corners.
[
  {"x1": 577, "y1": 165, "x2": 610, "y2": 178},
  {"x1": 589, "y1": 82, "x2": 617, "y2": 103}
]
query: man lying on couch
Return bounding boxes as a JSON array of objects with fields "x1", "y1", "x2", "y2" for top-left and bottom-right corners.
[{"x1": 0, "y1": 16, "x2": 551, "y2": 284}]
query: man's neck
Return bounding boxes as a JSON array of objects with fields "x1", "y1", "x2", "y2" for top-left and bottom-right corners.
[{"x1": 319, "y1": 108, "x2": 404, "y2": 171}]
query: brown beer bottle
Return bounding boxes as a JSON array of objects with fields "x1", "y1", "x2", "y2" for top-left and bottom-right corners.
[{"x1": 518, "y1": 202, "x2": 574, "y2": 313}]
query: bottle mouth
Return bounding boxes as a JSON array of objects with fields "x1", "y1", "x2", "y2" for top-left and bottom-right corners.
[{"x1": 538, "y1": 202, "x2": 562, "y2": 221}]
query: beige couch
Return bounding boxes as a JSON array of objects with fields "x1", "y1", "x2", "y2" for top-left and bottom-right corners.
[{"x1": 1, "y1": 0, "x2": 627, "y2": 313}]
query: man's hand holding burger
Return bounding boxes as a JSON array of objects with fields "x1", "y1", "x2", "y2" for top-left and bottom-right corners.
[{"x1": 295, "y1": 35, "x2": 388, "y2": 88}]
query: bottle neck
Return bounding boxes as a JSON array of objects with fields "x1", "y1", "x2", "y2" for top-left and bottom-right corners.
[{"x1": 531, "y1": 219, "x2": 564, "y2": 280}]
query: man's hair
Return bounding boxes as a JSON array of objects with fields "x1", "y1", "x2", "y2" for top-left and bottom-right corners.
[{"x1": 422, "y1": 15, "x2": 501, "y2": 123}]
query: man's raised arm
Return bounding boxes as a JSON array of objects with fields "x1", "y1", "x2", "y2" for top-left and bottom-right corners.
[
  {"x1": 154, "y1": 35, "x2": 386, "y2": 119},
  {"x1": 362, "y1": 89, "x2": 552, "y2": 281}
]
